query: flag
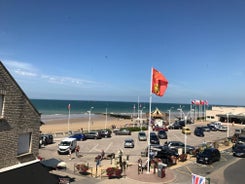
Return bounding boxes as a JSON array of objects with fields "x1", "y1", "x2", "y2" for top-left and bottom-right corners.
[
  {"x1": 68, "y1": 104, "x2": 71, "y2": 111},
  {"x1": 152, "y1": 68, "x2": 168, "y2": 96},
  {"x1": 192, "y1": 173, "x2": 205, "y2": 184}
]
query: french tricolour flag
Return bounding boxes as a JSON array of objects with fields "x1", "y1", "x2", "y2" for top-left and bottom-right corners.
[{"x1": 192, "y1": 173, "x2": 205, "y2": 184}]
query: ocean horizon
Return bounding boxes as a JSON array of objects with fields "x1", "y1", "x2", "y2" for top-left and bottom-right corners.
[{"x1": 31, "y1": 99, "x2": 215, "y2": 120}]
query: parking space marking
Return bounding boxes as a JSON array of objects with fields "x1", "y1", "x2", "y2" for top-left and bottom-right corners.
[
  {"x1": 104, "y1": 142, "x2": 113, "y2": 153},
  {"x1": 89, "y1": 143, "x2": 99, "y2": 152}
]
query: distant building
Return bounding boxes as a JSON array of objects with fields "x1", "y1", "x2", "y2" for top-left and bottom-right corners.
[{"x1": 206, "y1": 106, "x2": 245, "y2": 124}]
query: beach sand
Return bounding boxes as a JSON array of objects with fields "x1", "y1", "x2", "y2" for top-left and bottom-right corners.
[{"x1": 40, "y1": 115, "x2": 132, "y2": 134}]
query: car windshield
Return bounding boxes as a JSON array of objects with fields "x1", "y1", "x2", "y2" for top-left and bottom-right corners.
[
  {"x1": 139, "y1": 132, "x2": 146, "y2": 136},
  {"x1": 60, "y1": 141, "x2": 71, "y2": 146}
]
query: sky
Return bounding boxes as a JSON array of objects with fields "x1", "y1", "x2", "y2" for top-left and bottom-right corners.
[{"x1": 0, "y1": 0, "x2": 245, "y2": 106}]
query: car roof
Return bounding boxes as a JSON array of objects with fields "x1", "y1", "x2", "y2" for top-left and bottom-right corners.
[{"x1": 62, "y1": 138, "x2": 76, "y2": 141}]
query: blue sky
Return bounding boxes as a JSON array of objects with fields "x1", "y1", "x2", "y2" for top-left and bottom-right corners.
[{"x1": 1, "y1": 0, "x2": 245, "y2": 106}]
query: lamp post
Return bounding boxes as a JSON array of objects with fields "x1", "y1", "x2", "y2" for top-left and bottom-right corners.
[
  {"x1": 227, "y1": 113, "x2": 229, "y2": 138},
  {"x1": 177, "y1": 108, "x2": 194, "y2": 154},
  {"x1": 140, "y1": 106, "x2": 145, "y2": 131},
  {"x1": 168, "y1": 107, "x2": 174, "y2": 124},
  {"x1": 87, "y1": 107, "x2": 94, "y2": 132},
  {"x1": 184, "y1": 116, "x2": 187, "y2": 154}
]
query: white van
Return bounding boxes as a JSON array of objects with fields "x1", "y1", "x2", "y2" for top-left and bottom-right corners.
[{"x1": 57, "y1": 138, "x2": 77, "y2": 154}]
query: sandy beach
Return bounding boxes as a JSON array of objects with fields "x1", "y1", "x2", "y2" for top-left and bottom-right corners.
[{"x1": 40, "y1": 114, "x2": 132, "y2": 134}]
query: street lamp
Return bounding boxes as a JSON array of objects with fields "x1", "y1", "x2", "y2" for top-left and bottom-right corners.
[
  {"x1": 178, "y1": 108, "x2": 194, "y2": 154},
  {"x1": 87, "y1": 107, "x2": 94, "y2": 132},
  {"x1": 140, "y1": 106, "x2": 146, "y2": 131},
  {"x1": 168, "y1": 107, "x2": 174, "y2": 124},
  {"x1": 227, "y1": 113, "x2": 230, "y2": 138}
]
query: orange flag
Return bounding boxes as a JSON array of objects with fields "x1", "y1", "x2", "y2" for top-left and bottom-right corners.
[{"x1": 152, "y1": 68, "x2": 168, "y2": 96}]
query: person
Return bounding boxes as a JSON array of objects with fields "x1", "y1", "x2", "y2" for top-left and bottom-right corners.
[
  {"x1": 75, "y1": 145, "x2": 80, "y2": 157},
  {"x1": 68, "y1": 147, "x2": 72, "y2": 160},
  {"x1": 100, "y1": 149, "x2": 105, "y2": 160}
]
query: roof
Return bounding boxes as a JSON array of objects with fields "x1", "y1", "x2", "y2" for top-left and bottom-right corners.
[
  {"x1": 0, "y1": 162, "x2": 59, "y2": 184},
  {"x1": 151, "y1": 107, "x2": 166, "y2": 118},
  {"x1": 61, "y1": 137, "x2": 76, "y2": 142}
]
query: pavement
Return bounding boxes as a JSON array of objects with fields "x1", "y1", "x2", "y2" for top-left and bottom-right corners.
[{"x1": 49, "y1": 142, "x2": 233, "y2": 184}]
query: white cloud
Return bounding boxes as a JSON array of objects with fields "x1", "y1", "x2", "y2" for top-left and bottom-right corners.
[
  {"x1": 2, "y1": 60, "x2": 101, "y2": 88},
  {"x1": 3, "y1": 60, "x2": 38, "y2": 77}
]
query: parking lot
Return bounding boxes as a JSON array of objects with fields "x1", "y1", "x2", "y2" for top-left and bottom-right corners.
[{"x1": 39, "y1": 121, "x2": 240, "y2": 163}]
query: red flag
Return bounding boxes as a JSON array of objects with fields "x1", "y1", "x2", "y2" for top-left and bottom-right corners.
[{"x1": 152, "y1": 68, "x2": 168, "y2": 96}]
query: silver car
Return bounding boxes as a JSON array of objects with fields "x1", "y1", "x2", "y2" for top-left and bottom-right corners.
[
  {"x1": 138, "y1": 131, "x2": 147, "y2": 141},
  {"x1": 124, "y1": 138, "x2": 134, "y2": 148}
]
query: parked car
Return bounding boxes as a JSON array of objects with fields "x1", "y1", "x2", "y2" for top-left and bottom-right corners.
[
  {"x1": 201, "y1": 126, "x2": 211, "y2": 132},
  {"x1": 155, "y1": 145, "x2": 179, "y2": 166},
  {"x1": 157, "y1": 130, "x2": 168, "y2": 139},
  {"x1": 115, "y1": 128, "x2": 131, "y2": 135},
  {"x1": 138, "y1": 131, "x2": 147, "y2": 141},
  {"x1": 124, "y1": 138, "x2": 135, "y2": 148},
  {"x1": 207, "y1": 123, "x2": 218, "y2": 131},
  {"x1": 196, "y1": 148, "x2": 220, "y2": 164},
  {"x1": 165, "y1": 141, "x2": 195, "y2": 154},
  {"x1": 41, "y1": 134, "x2": 54, "y2": 145},
  {"x1": 168, "y1": 121, "x2": 183, "y2": 129},
  {"x1": 100, "y1": 129, "x2": 112, "y2": 138},
  {"x1": 84, "y1": 131, "x2": 102, "y2": 139},
  {"x1": 182, "y1": 127, "x2": 191, "y2": 135},
  {"x1": 69, "y1": 133, "x2": 86, "y2": 141},
  {"x1": 57, "y1": 138, "x2": 77, "y2": 155},
  {"x1": 217, "y1": 125, "x2": 227, "y2": 132},
  {"x1": 232, "y1": 142, "x2": 245, "y2": 157},
  {"x1": 150, "y1": 132, "x2": 160, "y2": 144},
  {"x1": 194, "y1": 127, "x2": 204, "y2": 137}
]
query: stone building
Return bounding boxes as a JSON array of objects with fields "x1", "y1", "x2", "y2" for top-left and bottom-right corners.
[{"x1": 0, "y1": 61, "x2": 41, "y2": 169}]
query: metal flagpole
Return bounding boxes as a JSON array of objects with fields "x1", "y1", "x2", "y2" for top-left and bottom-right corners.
[
  {"x1": 147, "y1": 68, "x2": 153, "y2": 174},
  {"x1": 68, "y1": 104, "x2": 70, "y2": 133}
]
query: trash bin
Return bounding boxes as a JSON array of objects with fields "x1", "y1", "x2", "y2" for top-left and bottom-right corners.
[{"x1": 158, "y1": 163, "x2": 167, "y2": 178}]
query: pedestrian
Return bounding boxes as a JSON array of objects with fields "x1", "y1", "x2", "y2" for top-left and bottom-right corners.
[
  {"x1": 75, "y1": 145, "x2": 80, "y2": 157},
  {"x1": 100, "y1": 149, "x2": 105, "y2": 160},
  {"x1": 69, "y1": 147, "x2": 72, "y2": 160}
]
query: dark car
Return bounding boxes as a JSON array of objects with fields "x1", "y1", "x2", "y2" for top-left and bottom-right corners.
[
  {"x1": 196, "y1": 148, "x2": 220, "y2": 164},
  {"x1": 157, "y1": 130, "x2": 168, "y2": 139},
  {"x1": 69, "y1": 133, "x2": 86, "y2": 141},
  {"x1": 165, "y1": 141, "x2": 195, "y2": 154},
  {"x1": 201, "y1": 126, "x2": 211, "y2": 132},
  {"x1": 41, "y1": 134, "x2": 54, "y2": 145},
  {"x1": 232, "y1": 142, "x2": 245, "y2": 157},
  {"x1": 194, "y1": 127, "x2": 204, "y2": 137},
  {"x1": 150, "y1": 132, "x2": 160, "y2": 144},
  {"x1": 168, "y1": 121, "x2": 184, "y2": 129},
  {"x1": 207, "y1": 123, "x2": 218, "y2": 131},
  {"x1": 100, "y1": 129, "x2": 112, "y2": 138},
  {"x1": 115, "y1": 128, "x2": 131, "y2": 135},
  {"x1": 155, "y1": 146, "x2": 179, "y2": 166},
  {"x1": 84, "y1": 131, "x2": 102, "y2": 139}
]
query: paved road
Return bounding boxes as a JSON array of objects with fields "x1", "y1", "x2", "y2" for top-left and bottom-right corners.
[{"x1": 39, "y1": 121, "x2": 244, "y2": 183}]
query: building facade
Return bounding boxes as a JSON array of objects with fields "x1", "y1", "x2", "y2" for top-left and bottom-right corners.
[{"x1": 0, "y1": 61, "x2": 41, "y2": 170}]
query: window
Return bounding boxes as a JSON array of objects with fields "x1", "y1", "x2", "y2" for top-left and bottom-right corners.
[
  {"x1": 17, "y1": 133, "x2": 32, "y2": 155},
  {"x1": 0, "y1": 95, "x2": 4, "y2": 118}
]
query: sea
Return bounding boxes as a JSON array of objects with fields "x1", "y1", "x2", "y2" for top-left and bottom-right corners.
[{"x1": 30, "y1": 99, "x2": 212, "y2": 121}]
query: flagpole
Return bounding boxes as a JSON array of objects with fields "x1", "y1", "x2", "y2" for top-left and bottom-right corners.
[
  {"x1": 147, "y1": 67, "x2": 153, "y2": 174},
  {"x1": 68, "y1": 104, "x2": 70, "y2": 133}
]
